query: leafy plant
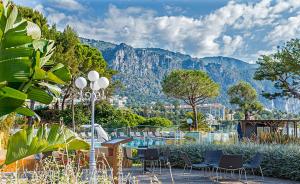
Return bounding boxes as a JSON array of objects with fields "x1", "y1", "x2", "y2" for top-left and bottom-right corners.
[
  {"x1": 2, "y1": 124, "x2": 89, "y2": 166},
  {"x1": 141, "y1": 117, "x2": 173, "y2": 127},
  {"x1": 0, "y1": 1, "x2": 71, "y2": 117}
]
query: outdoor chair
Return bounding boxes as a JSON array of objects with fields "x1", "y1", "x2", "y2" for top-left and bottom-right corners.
[
  {"x1": 180, "y1": 151, "x2": 210, "y2": 176},
  {"x1": 129, "y1": 132, "x2": 135, "y2": 137},
  {"x1": 148, "y1": 131, "x2": 155, "y2": 138},
  {"x1": 143, "y1": 131, "x2": 148, "y2": 137},
  {"x1": 154, "y1": 131, "x2": 162, "y2": 137},
  {"x1": 119, "y1": 132, "x2": 125, "y2": 137},
  {"x1": 206, "y1": 150, "x2": 223, "y2": 167},
  {"x1": 243, "y1": 152, "x2": 264, "y2": 181},
  {"x1": 144, "y1": 148, "x2": 161, "y2": 174},
  {"x1": 135, "y1": 132, "x2": 142, "y2": 138},
  {"x1": 159, "y1": 148, "x2": 170, "y2": 167},
  {"x1": 214, "y1": 154, "x2": 247, "y2": 182}
]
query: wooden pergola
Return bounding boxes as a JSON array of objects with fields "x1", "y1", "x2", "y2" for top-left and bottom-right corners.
[{"x1": 239, "y1": 119, "x2": 300, "y2": 138}]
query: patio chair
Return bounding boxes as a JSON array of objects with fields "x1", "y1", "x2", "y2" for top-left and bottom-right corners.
[
  {"x1": 206, "y1": 150, "x2": 223, "y2": 169},
  {"x1": 135, "y1": 132, "x2": 142, "y2": 137},
  {"x1": 243, "y1": 152, "x2": 264, "y2": 181},
  {"x1": 119, "y1": 132, "x2": 125, "y2": 137},
  {"x1": 143, "y1": 131, "x2": 148, "y2": 137},
  {"x1": 159, "y1": 148, "x2": 171, "y2": 167},
  {"x1": 148, "y1": 131, "x2": 155, "y2": 138},
  {"x1": 129, "y1": 132, "x2": 135, "y2": 137},
  {"x1": 154, "y1": 131, "x2": 162, "y2": 137},
  {"x1": 180, "y1": 151, "x2": 210, "y2": 176},
  {"x1": 214, "y1": 154, "x2": 247, "y2": 182},
  {"x1": 144, "y1": 148, "x2": 161, "y2": 174}
]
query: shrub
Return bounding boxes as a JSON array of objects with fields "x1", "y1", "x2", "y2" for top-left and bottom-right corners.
[
  {"x1": 142, "y1": 117, "x2": 173, "y2": 127},
  {"x1": 164, "y1": 143, "x2": 300, "y2": 181}
]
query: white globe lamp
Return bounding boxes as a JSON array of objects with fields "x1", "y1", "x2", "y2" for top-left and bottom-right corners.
[
  {"x1": 90, "y1": 82, "x2": 101, "y2": 91},
  {"x1": 88, "y1": 70, "x2": 99, "y2": 82},
  {"x1": 75, "y1": 77, "x2": 87, "y2": 89},
  {"x1": 97, "y1": 77, "x2": 109, "y2": 89}
]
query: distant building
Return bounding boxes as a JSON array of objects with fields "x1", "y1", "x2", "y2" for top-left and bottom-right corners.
[
  {"x1": 165, "y1": 103, "x2": 226, "y2": 120},
  {"x1": 109, "y1": 95, "x2": 128, "y2": 108}
]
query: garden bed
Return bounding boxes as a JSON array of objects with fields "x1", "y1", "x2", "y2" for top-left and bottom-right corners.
[{"x1": 164, "y1": 143, "x2": 300, "y2": 181}]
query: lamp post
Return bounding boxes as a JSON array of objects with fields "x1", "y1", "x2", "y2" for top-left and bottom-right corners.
[
  {"x1": 187, "y1": 118, "x2": 193, "y2": 131},
  {"x1": 75, "y1": 71, "x2": 109, "y2": 184}
]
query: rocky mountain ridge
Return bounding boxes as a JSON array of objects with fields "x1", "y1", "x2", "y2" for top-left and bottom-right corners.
[{"x1": 81, "y1": 38, "x2": 281, "y2": 109}]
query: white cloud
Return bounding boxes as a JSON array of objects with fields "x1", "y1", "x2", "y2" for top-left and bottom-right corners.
[
  {"x1": 266, "y1": 14, "x2": 300, "y2": 44},
  {"x1": 52, "y1": 0, "x2": 83, "y2": 11},
  {"x1": 222, "y1": 35, "x2": 243, "y2": 55},
  {"x1": 40, "y1": 0, "x2": 300, "y2": 61}
]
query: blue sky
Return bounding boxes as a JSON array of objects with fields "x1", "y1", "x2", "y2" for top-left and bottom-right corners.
[{"x1": 14, "y1": 0, "x2": 300, "y2": 63}]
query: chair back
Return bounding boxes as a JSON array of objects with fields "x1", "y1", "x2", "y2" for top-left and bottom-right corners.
[
  {"x1": 180, "y1": 152, "x2": 192, "y2": 167},
  {"x1": 219, "y1": 155, "x2": 243, "y2": 169},
  {"x1": 205, "y1": 150, "x2": 223, "y2": 164},
  {"x1": 144, "y1": 148, "x2": 159, "y2": 161},
  {"x1": 249, "y1": 152, "x2": 263, "y2": 168}
]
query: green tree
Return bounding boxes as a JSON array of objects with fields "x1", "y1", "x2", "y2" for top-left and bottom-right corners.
[
  {"x1": 179, "y1": 111, "x2": 210, "y2": 131},
  {"x1": 162, "y1": 70, "x2": 219, "y2": 128},
  {"x1": 227, "y1": 81, "x2": 263, "y2": 120},
  {"x1": 254, "y1": 39, "x2": 300, "y2": 100},
  {"x1": 142, "y1": 117, "x2": 173, "y2": 127}
]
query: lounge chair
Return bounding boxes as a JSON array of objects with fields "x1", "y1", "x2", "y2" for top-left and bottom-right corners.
[
  {"x1": 135, "y1": 132, "x2": 142, "y2": 137},
  {"x1": 148, "y1": 132, "x2": 155, "y2": 138},
  {"x1": 119, "y1": 132, "x2": 125, "y2": 137},
  {"x1": 243, "y1": 152, "x2": 264, "y2": 181},
  {"x1": 129, "y1": 132, "x2": 135, "y2": 137},
  {"x1": 154, "y1": 131, "x2": 162, "y2": 137}
]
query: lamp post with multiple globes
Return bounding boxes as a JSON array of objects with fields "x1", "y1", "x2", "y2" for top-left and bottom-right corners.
[{"x1": 75, "y1": 70, "x2": 109, "y2": 184}]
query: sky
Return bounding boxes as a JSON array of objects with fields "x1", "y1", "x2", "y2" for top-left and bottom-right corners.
[{"x1": 14, "y1": 0, "x2": 300, "y2": 63}]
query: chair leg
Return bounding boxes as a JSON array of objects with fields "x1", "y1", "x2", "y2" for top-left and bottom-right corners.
[
  {"x1": 216, "y1": 168, "x2": 219, "y2": 182},
  {"x1": 243, "y1": 168, "x2": 248, "y2": 182},
  {"x1": 260, "y1": 166, "x2": 264, "y2": 181}
]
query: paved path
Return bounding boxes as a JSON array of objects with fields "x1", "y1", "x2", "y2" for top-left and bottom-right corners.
[{"x1": 124, "y1": 167, "x2": 300, "y2": 184}]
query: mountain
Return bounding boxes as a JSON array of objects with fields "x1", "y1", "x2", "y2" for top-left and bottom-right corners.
[{"x1": 81, "y1": 38, "x2": 276, "y2": 108}]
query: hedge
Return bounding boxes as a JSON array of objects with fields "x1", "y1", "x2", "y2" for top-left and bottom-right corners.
[{"x1": 163, "y1": 143, "x2": 300, "y2": 181}]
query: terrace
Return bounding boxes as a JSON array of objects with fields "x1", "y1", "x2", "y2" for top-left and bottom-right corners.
[{"x1": 1, "y1": 0, "x2": 300, "y2": 183}]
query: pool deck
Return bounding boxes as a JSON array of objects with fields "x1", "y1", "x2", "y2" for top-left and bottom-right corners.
[{"x1": 123, "y1": 167, "x2": 300, "y2": 184}]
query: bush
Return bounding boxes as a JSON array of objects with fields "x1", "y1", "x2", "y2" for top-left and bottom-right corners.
[
  {"x1": 164, "y1": 143, "x2": 300, "y2": 181},
  {"x1": 142, "y1": 117, "x2": 173, "y2": 127}
]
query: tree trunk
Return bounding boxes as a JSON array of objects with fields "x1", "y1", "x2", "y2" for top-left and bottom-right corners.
[
  {"x1": 191, "y1": 104, "x2": 198, "y2": 130},
  {"x1": 71, "y1": 96, "x2": 75, "y2": 132},
  {"x1": 61, "y1": 83, "x2": 72, "y2": 110},
  {"x1": 244, "y1": 111, "x2": 250, "y2": 120},
  {"x1": 28, "y1": 100, "x2": 35, "y2": 126}
]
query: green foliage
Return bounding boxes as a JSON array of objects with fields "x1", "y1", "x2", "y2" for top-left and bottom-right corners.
[
  {"x1": 162, "y1": 70, "x2": 219, "y2": 102},
  {"x1": 2, "y1": 124, "x2": 89, "y2": 166},
  {"x1": 258, "y1": 132, "x2": 300, "y2": 144},
  {"x1": 254, "y1": 39, "x2": 300, "y2": 100},
  {"x1": 18, "y1": 6, "x2": 118, "y2": 109},
  {"x1": 164, "y1": 143, "x2": 300, "y2": 181},
  {"x1": 141, "y1": 117, "x2": 173, "y2": 127},
  {"x1": 162, "y1": 70, "x2": 219, "y2": 127},
  {"x1": 0, "y1": 2, "x2": 71, "y2": 117},
  {"x1": 228, "y1": 81, "x2": 263, "y2": 120},
  {"x1": 179, "y1": 111, "x2": 210, "y2": 131},
  {"x1": 95, "y1": 102, "x2": 145, "y2": 128}
]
